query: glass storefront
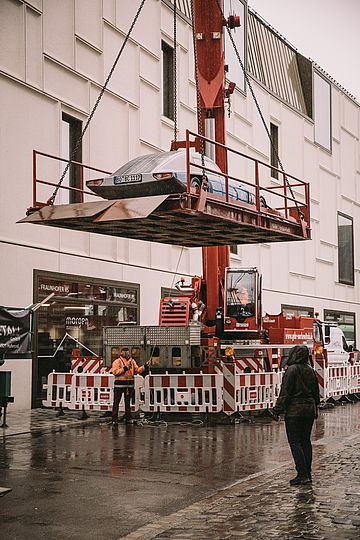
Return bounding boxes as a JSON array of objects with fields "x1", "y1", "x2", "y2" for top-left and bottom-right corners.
[
  {"x1": 282, "y1": 304, "x2": 314, "y2": 318},
  {"x1": 324, "y1": 310, "x2": 356, "y2": 348},
  {"x1": 33, "y1": 271, "x2": 139, "y2": 402}
]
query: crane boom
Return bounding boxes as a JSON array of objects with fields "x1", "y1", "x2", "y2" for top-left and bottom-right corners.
[{"x1": 194, "y1": 0, "x2": 231, "y2": 326}]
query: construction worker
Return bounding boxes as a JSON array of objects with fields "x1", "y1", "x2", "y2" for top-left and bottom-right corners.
[{"x1": 111, "y1": 346, "x2": 148, "y2": 426}]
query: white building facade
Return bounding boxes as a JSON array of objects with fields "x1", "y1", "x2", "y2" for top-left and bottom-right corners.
[{"x1": 0, "y1": 0, "x2": 359, "y2": 410}]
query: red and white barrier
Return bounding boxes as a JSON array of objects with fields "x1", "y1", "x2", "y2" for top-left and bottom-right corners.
[
  {"x1": 326, "y1": 365, "x2": 349, "y2": 399},
  {"x1": 43, "y1": 372, "x2": 144, "y2": 413},
  {"x1": 142, "y1": 372, "x2": 223, "y2": 413},
  {"x1": 43, "y1": 361, "x2": 360, "y2": 416},
  {"x1": 313, "y1": 357, "x2": 327, "y2": 401},
  {"x1": 71, "y1": 356, "x2": 104, "y2": 373},
  {"x1": 43, "y1": 372, "x2": 73, "y2": 409},
  {"x1": 346, "y1": 364, "x2": 360, "y2": 395},
  {"x1": 235, "y1": 372, "x2": 278, "y2": 411}
]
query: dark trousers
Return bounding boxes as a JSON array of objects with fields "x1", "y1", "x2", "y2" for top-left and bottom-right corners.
[
  {"x1": 112, "y1": 385, "x2": 134, "y2": 422},
  {"x1": 285, "y1": 416, "x2": 314, "y2": 478}
]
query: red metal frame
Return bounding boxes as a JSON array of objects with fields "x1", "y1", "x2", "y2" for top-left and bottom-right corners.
[{"x1": 32, "y1": 150, "x2": 111, "y2": 208}]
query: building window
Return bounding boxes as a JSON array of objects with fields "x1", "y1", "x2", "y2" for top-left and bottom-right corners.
[
  {"x1": 314, "y1": 71, "x2": 331, "y2": 152},
  {"x1": 161, "y1": 40, "x2": 174, "y2": 120},
  {"x1": 282, "y1": 305, "x2": 314, "y2": 318},
  {"x1": 33, "y1": 271, "x2": 140, "y2": 402},
  {"x1": 270, "y1": 123, "x2": 279, "y2": 179},
  {"x1": 338, "y1": 213, "x2": 354, "y2": 285},
  {"x1": 230, "y1": 245, "x2": 238, "y2": 255},
  {"x1": 61, "y1": 113, "x2": 83, "y2": 204},
  {"x1": 324, "y1": 310, "x2": 356, "y2": 347}
]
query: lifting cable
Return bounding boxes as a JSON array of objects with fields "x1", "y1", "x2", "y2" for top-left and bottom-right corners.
[
  {"x1": 215, "y1": 0, "x2": 302, "y2": 219},
  {"x1": 173, "y1": 0, "x2": 178, "y2": 142},
  {"x1": 190, "y1": 0, "x2": 207, "y2": 188},
  {"x1": 47, "y1": 0, "x2": 147, "y2": 206}
]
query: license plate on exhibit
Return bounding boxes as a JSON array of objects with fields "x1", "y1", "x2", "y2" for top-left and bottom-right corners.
[{"x1": 113, "y1": 174, "x2": 142, "y2": 184}]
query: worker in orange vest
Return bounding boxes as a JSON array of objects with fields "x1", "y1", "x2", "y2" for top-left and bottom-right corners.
[{"x1": 111, "y1": 346, "x2": 148, "y2": 426}]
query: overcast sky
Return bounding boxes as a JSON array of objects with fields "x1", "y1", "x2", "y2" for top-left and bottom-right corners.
[{"x1": 247, "y1": 0, "x2": 360, "y2": 100}]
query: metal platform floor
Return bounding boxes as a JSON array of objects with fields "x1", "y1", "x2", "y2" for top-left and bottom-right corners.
[{"x1": 19, "y1": 192, "x2": 311, "y2": 247}]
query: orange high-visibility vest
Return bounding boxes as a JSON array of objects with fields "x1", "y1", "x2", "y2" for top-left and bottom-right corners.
[{"x1": 112, "y1": 355, "x2": 144, "y2": 383}]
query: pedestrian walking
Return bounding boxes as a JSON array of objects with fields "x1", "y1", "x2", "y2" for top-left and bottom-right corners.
[
  {"x1": 273, "y1": 344, "x2": 320, "y2": 485},
  {"x1": 111, "y1": 346, "x2": 148, "y2": 426}
]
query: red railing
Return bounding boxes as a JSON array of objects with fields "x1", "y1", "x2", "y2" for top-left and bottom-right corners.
[
  {"x1": 184, "y1": 130, "x2": 310, "y2": 225},
  {"x1": 32, "y1": 150, "x2": 111, "y2": 208}
]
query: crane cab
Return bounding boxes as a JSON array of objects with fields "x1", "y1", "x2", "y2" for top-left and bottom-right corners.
[{"x1": 223, "y1": 268, "x2": 261, "y2": 333}]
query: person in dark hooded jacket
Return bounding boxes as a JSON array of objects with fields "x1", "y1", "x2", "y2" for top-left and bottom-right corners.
[{"x1": 273, "y1": 345, "x2": 320, "y2": 485}]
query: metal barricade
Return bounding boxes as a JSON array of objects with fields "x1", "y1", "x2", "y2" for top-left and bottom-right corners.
[
  {"x1": 43, "y1": 372, "x2": 144, "y2": 413},
  {"x1": 348, "y1": 364, "x2": 360, "y2": 394},
  {"x1": 326, "y1": 365, "x2": 349, "y2": 399},
  {"x1": 142, "y1": 372, "x2": 223, "y2": 413},
  {"x1": 235, "y1": 371, "x2": 279, "y2": 412},
  {"x1": 42, "y1": 372, "x2": 73, "y2": 409}
]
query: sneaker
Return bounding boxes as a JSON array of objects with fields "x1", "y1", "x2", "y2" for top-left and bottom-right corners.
[{"x1": 289, "y1": 475, "x2": 311, "y2": 485}]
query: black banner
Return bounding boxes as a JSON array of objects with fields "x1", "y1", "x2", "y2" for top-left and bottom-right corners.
[{"x1": 0, "y1": 308, "x2": 31, "y2": 354}]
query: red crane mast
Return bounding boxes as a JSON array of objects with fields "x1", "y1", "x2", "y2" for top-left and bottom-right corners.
[{"x1": 194, "y1": 0, "x2": 232, "y2": 325}]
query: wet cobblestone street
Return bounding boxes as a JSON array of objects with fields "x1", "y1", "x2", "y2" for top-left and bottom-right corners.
[
  {"x1": 124, "y1": 433, "x2": 360, "y2": 540},
  {"x1": 1, "y1": 402, "x2": 360, "y2": 539}
]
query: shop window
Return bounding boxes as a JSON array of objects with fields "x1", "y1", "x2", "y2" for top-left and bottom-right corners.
[
  {"x1": 338, "y1": 213, "x2": 354, "y2": 285},
  {"x1": 230, "y1": 245, "x2": 238, "y2": 255},
  {"x1": 61, "y1": 113, "x2": 83, "y2": 204},
  {"x1": 324, "y1": 310, "x2": 356, "y2": 348},
  {"x1": 33, "y1": 271, "x2": 140, "y2": 401},
  {"x1": 282, "y1": 305, "x2": 314, "y2": 318},
  {"x1": 314, "y1": 71, "x2": 331, "y2": 152},
  {"x1": 270, "y1": 123, "x2": 279, "y2": 179},
  {"x1": 161, "y1": 40, "x2": 174, "y2": 120}
]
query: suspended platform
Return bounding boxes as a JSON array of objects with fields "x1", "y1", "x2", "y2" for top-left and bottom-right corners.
[{"x1": 18, "y1": 133, "x2": 311, "y2": 248}]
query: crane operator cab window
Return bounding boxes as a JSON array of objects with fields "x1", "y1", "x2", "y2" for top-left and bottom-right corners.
[{"x1": 225, "y1": 269, "x2": 257, "y2": 324}]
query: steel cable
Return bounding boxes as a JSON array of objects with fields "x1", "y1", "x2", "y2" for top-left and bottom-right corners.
[{"x1": 173, "y1": 0, "x2": 178, "y2": 141}]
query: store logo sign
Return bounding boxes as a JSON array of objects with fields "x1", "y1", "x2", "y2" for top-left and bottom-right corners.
[
  {"x1": 65, "y1": 317, "x2": 89, "y2": 327},
  {"x1": 39, "y1": 283, "x2": 70, "y2": 294}
]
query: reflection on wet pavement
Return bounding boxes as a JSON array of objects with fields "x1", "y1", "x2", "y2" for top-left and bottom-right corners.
[{"x1": 0, "y1": 403, "x2": 359, "y2": 540}]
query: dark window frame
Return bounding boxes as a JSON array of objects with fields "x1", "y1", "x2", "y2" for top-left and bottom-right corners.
[
  {"x1": 62, "y1": 113, "x2": 83, "y2": 203},
  {"x1": 161, "y1": 40, "x2": 174, "y2": 121},
  {"x1": 281, "y1": 304, "x2": 314, "y2": 318},
  {"x1": 270, "y1": 122, "x2": 279, "y2": 179},
  {"x1": 313, "y1": 70, "x2": 332, "y2": 154},
  {"x1": 337, "y1": 212, "x2": 354, "y2": 286},
  {"x1": 323, "y1": 309, "x2": 356, "y2": 347}
]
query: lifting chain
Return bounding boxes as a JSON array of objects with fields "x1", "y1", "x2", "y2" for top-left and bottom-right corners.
[{"x1": 47, "y1": 0, "x2": 147, "y2": 206}]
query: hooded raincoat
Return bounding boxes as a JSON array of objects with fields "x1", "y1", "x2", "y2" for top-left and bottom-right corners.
[{"x1": 273, "y1": 345, "x2": 320, "y2": 417}]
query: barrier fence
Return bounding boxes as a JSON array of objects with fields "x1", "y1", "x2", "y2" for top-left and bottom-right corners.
[{"x1": 43, "y1": 363, "x2": 360, "y2": 416}]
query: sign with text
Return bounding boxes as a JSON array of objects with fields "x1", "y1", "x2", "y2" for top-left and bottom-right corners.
[{"x1": 0, "y1": 308, "x2": 31, "y2": 354}]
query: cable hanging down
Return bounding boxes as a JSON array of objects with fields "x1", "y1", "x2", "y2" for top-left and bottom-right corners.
[
  {"x1": 47, "y1": 0, "x2": 147, "y2": 206},
  {"x1": 173, "y1": 0, "x2": 178, "y2": 142}
]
